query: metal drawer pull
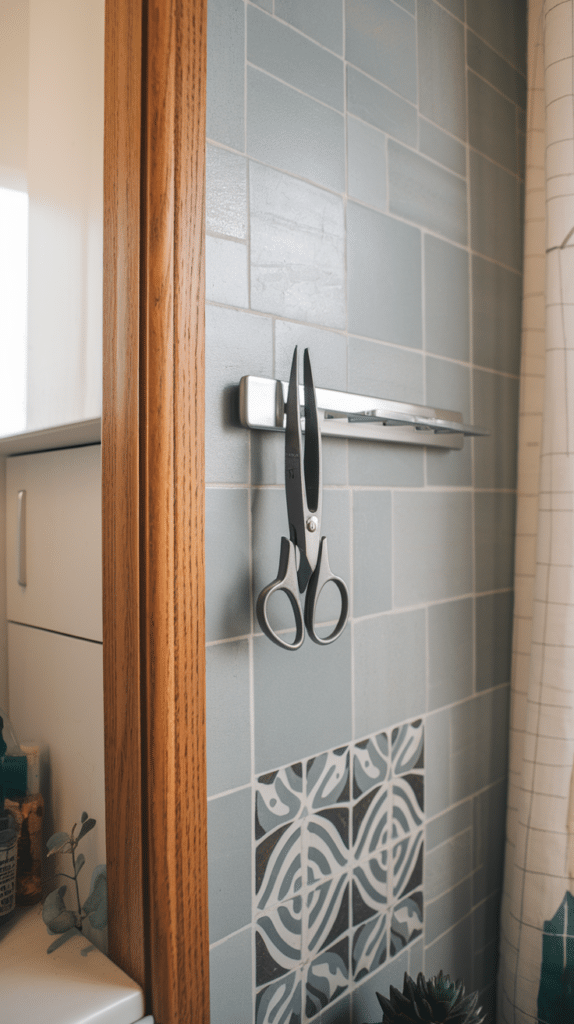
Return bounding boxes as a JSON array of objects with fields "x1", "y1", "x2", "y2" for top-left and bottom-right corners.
[{"x1": 17, "y1": 490, "x2": 26, "y2": 587}]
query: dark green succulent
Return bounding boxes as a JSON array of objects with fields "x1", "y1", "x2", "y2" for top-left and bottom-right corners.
[{"x1": 375, "y1": 971, "x2": 486, "y2": 1024}]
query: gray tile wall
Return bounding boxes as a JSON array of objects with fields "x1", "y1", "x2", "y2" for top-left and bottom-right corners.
[{"x1": 205, "y1": 0, "x2": 525, "y2": 1020}]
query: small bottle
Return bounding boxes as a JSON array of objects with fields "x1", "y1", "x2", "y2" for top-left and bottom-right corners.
[
  {"x1": 0, "y1": 810, "x2": 18, "y2": 923},
  {"x1": 6, "y1": 745, "x2": 44, "y2": 906}
]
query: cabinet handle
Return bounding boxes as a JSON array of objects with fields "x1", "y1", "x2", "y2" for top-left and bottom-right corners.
[{"x1": 17, "y1": 490, "x2": 26, "y2": 587}]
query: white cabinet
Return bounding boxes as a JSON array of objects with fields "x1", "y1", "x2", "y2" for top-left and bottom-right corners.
[
  {"x1": 0, "y1": 0, "x2": 104, "y2": 439},
  {"x1": 6, "y1": 445, "x2": 102, "y2": 642}
]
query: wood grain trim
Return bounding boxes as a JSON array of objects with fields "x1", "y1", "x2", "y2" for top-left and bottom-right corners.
[
  {"x1": 102, "y1": 0, "x2": 146, "y2": 990},
  {"x1": 103, "y1": 0, "x2": 208, "y2": 1020}
]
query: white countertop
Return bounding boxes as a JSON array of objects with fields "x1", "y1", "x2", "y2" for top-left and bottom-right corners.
[{"x1": 0, "y1": 906, "x2": 149, "y2": 1024}]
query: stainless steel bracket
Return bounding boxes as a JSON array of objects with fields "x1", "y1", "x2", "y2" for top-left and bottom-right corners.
[{"x1": 239, "y1": 376, "x2": 488, "y2": 450}]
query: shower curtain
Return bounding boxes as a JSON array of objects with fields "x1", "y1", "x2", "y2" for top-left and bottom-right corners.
[{"x1": 498, "y1": 1, "x2": 574, "y2": 1021}]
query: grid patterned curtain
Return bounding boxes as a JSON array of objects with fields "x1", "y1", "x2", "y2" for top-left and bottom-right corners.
[{"x1": 498, "y1": 1, "x2": 574, "y2": 1021}]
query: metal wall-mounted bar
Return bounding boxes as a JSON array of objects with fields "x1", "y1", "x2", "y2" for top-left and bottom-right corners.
[{"x1": 239, "y1": 376, "x2": 488, "y2": 451}]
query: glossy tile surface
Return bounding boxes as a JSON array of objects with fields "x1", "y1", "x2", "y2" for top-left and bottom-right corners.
[
  {"x1": 346, "y1": 66, "x2": 418, "y2": 147},
  {"x1": 205, "y1": 0, "x2": 526, "y2": 1013},
  {"x1": 247, "y1": 68, "x2": 345, "y2": 192},
  {"x1": 345, "y1": 0, "x2": 417, "y2": 102},
  {"x1": 248, "y1": 6, "x2": 344, "y2": 111},
  {"x1": 347, "y1": 203, "x2": 422, "y2": 347},
  {"x1": 388, "y1": 141, "x2": 467, "y2": 245},
  {"x1": 417, "y1": 0, "x2": 466, "y2": 140},
  {"x1": 250, "y1": 162, "x2": 345, "y2": 326}
]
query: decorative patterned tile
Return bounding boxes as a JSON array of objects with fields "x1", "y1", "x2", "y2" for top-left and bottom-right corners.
[
  {"x1": 256, "y1": 764, "x2": 303, "y2": 839},
  {"x1": 256, "y1": 897, "x2": 303, "y2": 987},
  {"x1": 391, "y1": 720, "x2": 424, "y2": 775},
  {"x1": 306, "y1": 808, "x2": 349, "y2": 884},
  {"x1": 306, "y1": 875, "x2": 349, "y2": 956},
  {"x1": 307, "y1": 747, "x2": 350, "y2": 809},
  {"x1": 251, "y1": 722, "x2": 425, "y2": 1018},
  {"x1": 353, "y1": 786, "x2": 389, "y2": 861},
  {"x1": 352, "y1": 851, "x2": 388, "y2": 926},
  {"x1": 390, "y1": 889, "x2": 424, "y2": 957},
  {"x1": 391, "y1": 774, "x2": 424, "y2": 839},
  {"x1": 352, "y1": 912, "x2": 388, "y2": 981},
  {"x1": 392, "y1": 831, "x2": 424, "y2": 900},
  {"x1": 256, "y1": 970, "x2": 303, "y2": 1024},
  {"x1": 257, "y1": 822, "x2": 303, "y2": 910},
  {"x1": 353, "y1": 732, "x2": 389, "y2": 799},
  {"x1": 305, "y1": 936, "x2": 349, "y2": 1019}
]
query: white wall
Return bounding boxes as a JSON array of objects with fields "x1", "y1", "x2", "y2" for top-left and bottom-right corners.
[{"x1": 26, "y1": 0, "x2": 104, "y2": 431}]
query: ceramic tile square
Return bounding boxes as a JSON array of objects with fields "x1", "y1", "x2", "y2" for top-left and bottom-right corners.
[
  {"x1": 307, "y1": 748, "x2": 350, "y2": 809},
  {"x1": 247, "y1": 7, "x2": 344, "y2": 111},
  {"x1": 392, "y1": 775, "x2": 424, "y2": 839},
  {"x1": 256, "y1": 822, "x2": 303, "y2": 910},
  {"x1": 391, "y1": 720, "x2": 424, "y2": 776},
  {"x1": 305, "y1": 936, "x2": 349, "y2": 1019},
  {"x1": 345, "y1": 0, "x2": 417, "y2": 102},
  {"x1": 417, "y1": 0, "x2": 466, "y2": 140},
  {"x1": 390, "y1": 889, "x2": 424, "y2": 957},
  {"x1": 206, "y1": 0, "x2": 245, "y2": 150},
  {"x1": 352, "y1": 912, "x2": 388, "y2": 981},
  {"x1": 346, "y1": 65, "x2": 417, "y2": 147},
  {"x1": 306, "y1": 808, "x2": 350, "y2": 884},
  {"x1": 353, "y1": 852, "x2": 388, "y2": 926},
  {"x1": 247, "y1": 67, "x2": 345, "y2": 193},
  {"x1": 256, "y1": 970, "x2": 303, "y2": 1024},
  {"x1": 353, "y1": 733, "x2": 389, "y2": 799},
  {"x1": 353, "y1": 786, "x2": 390, "y2": 863},
  {"x1": 274, "y1": 0, "x2": 343, "y2": 54},
  {"x1": 391, "y1": 832, "x2": 424, "y2": 900},
  {"x1": 256, "y1": 764, "x2": 304, "y2": 839},
  {"x1": 256, "y1": 897, "x2": 303, "y2": 987},
  {"x1": 306, "y1": 876, "x2": 350, "y2": 957},
  {"x1": 249, "y1": 161, "x2": 345, "y2": 329}
]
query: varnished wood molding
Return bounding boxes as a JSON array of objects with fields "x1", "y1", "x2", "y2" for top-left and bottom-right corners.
[{"x1": 103, "y1": 0, "x2": 208, "y2": 1020}]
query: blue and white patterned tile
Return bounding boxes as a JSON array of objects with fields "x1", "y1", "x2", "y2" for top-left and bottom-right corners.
[
  {"x1": 352, "y1": 851, "x2": 388, "y2": 927},
  {"x1": 391, "y1": 720, "x2": 424, "y2": 775},
  {"x1": 256, "y1": 897, "x2": 303, "y2": 988},
  {"x1": 305, "y1": 936, "x2": 349, "y2": 1019},
  {"x1": 389, "y1": 889, "x2": 423, "y2": 957},
  {"x1": 352, "y1": 911, "x2": 388, "y2": 981},
  {"x1": 306, "y1": 808, "x2": 349, "y2": 884},
  {"x1": 256, "y1": 764, "x2": 304, "y2": 839},
  {"x1": 256, "y1": 970, "x2": 303, "y2": 1024},
  {"x1": 306, "y1": 747, "x2": 350, "y2": 809},
  {"x1": 306, "y1": 875, "x2": 350, "y2": 957},
  {"x1": 352, "y1": 786, "x2": 389, "y2": 862},
  {"x1": 353, "y1": 732, "x2": 389, "y2": 799},
  {"x1": 391, "y1": 774, "x2": 424, "y2": 839},
  {"x1": 257, "y1": 822, "x2": 303, "y2": 910},
  {"x1": 391, "y1": 831, "x2": 424, "y2": 901}
]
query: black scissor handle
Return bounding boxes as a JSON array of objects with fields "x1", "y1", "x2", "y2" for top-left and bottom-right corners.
[
  {"x1": 304, "y1": 537, "x2": 349, "y2": 646},
  {"x1": 256, "y1": 537, "x2": 305, "y2": 651}
]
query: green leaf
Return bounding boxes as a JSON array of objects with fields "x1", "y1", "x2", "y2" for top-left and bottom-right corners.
[
  {"x1": 46, "y1": 831, "x2": 70, "y2": 856},
  {"x1": 75, "y1": 853, "x2": 85, "y2": 875},
  {"x1": 82, "y1": 864, "x2": 108, "y2": 930},
  {"x1": 80, "y1": 811, "x2": 88, "y2": 823},
  {"x1": 47, "y1": 928, "x2": 78, "y2": 954},
  {"x1": 42, "y1": 885, "x2": 77, "y2": 934},
  {"x1": 77, "y1": 817, "x2": 96, "y2": 843}
]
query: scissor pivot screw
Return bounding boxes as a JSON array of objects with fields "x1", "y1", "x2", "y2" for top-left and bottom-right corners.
[{"x1": 306, "y1": 516, "x2": 319, "y2": 533}]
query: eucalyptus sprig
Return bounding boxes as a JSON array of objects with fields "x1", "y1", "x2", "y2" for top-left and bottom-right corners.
[{"x1": 42, "y1": 811, "x2": 107, "y2": 954}]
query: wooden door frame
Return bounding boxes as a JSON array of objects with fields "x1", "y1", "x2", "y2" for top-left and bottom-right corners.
[{"x1": 102, "y1": 2, "x2": 209, "y2": 1021}]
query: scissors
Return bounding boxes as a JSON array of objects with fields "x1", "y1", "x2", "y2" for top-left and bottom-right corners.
[{"x1": 256, "y1": 347, "x2": 349, "y2": 651}]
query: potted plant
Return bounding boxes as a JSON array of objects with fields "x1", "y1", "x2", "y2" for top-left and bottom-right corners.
[{"x1": 370, "y1": 971, "x2": 486, "y2": 1024}]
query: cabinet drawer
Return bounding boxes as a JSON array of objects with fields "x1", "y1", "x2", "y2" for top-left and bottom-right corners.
[{"x1": 6, "y1": 445, "x2": 102, "y2": 641}]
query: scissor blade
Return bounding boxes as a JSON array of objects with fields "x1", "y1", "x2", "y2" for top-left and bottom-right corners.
[{"x1": 284, "y1": 348, "x2": 312, "y2": 591}]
